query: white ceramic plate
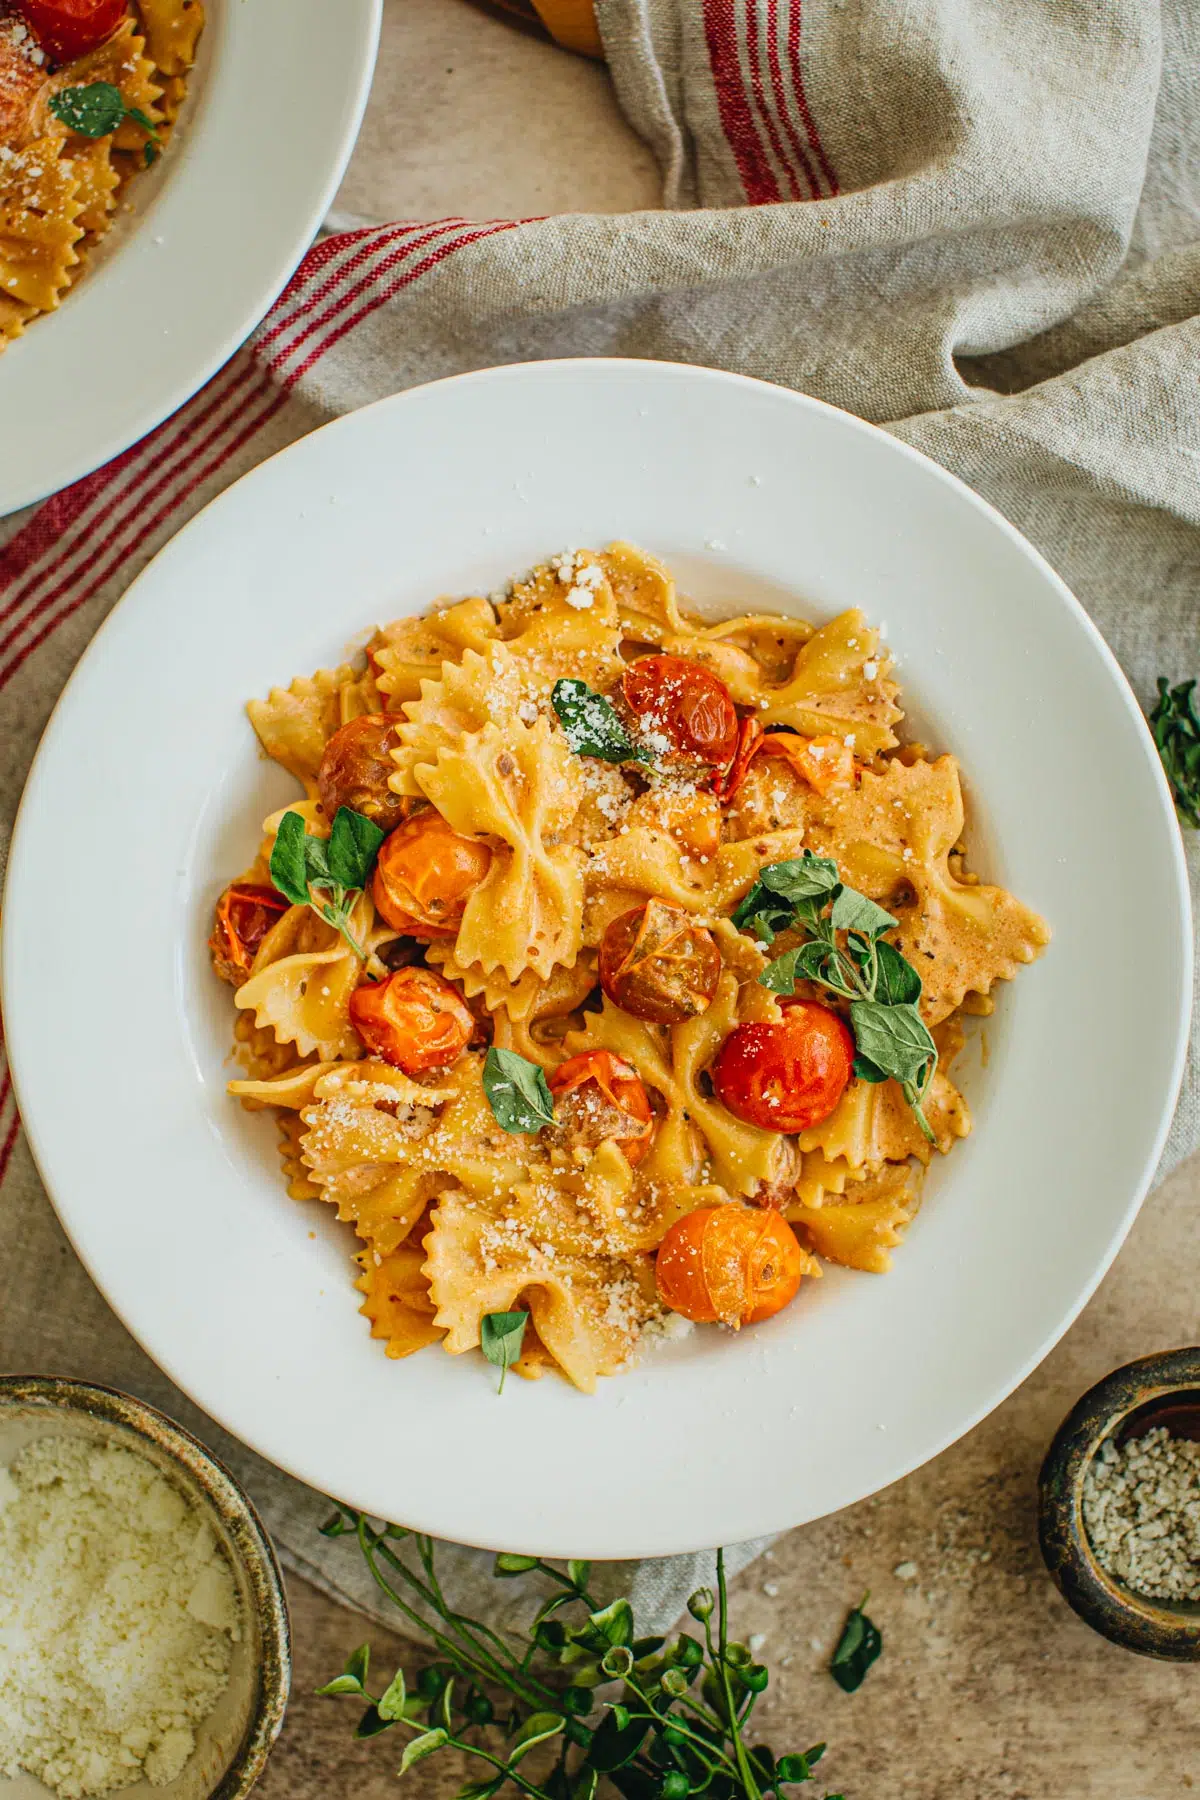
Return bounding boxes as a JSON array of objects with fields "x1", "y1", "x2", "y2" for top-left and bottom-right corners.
[
  {"x1": 3, "y1": 361, "x2": 1191, "y2": 1557},
  {"x1": 0, "y1": 0, "x2": 381, "y2": 517}
]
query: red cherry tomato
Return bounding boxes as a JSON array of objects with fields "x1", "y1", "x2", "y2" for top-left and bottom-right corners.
[
  {"x1": 712, "y1": 1000, "x2": 853, "y2": 1133},
  {"x1": 655, "y1": 1205, "x2": 805, "y2": 1326},
  {"x1": 208, "y1": 882, "x2": 288, "y2": 986},
  {"x1": 349, "y1": 968, "x2": 475, "y2": 1074},
  {"x1": 317, "y1": 714, "x2": 408, "y2": 833},
  {"x1": 548, "y1": 1049, "x2": 654, "y2": 1167},
  {"x1": 17, "y1": 0, "x2": 127, "y2": 63},
  {"x1": 372, "y1": 810, "x2": 493, "y2": 939},
  {"x1": 712, "y1": 716, "x2": 763, "y2": 801},
  {"x1": 620, "y1": 655, "x2": 739, "y2": 771},
  {"x1": 598, "y1": 900, "x2": 722, "y2": 1026}
]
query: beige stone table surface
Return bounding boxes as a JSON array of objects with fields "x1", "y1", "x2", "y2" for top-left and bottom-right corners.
[{"x1": 256, "y1": 7, "x2": 1200, "y2": 1798}]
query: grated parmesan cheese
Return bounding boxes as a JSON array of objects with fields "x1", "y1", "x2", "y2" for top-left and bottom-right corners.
[
  {"x1": 0, "y1": 1435, "x2": 240, "y2": 1798},
  {"x1": 1083, "y1": 1427, "x2": 1200, "y2": 1602}
]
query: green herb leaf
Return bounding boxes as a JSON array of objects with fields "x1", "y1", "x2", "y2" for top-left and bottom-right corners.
[
  {"x1": 316, "y1": 1671, "x2": 369, "y2": 1698},
  {"x1": 49, "y1": 82, "x2": 127, "y2": 137},
  {"x1": 830, "y1": 887, "x2": 896, "y2": 938},
  {"x1": 480, "y1": 1309, "x2": 529, "y2": 1393},
  {"x1": 731, "y1": 886, "x2": 798, "y2": 945},
  {"x1": 874, "y1": 939, "x2": 922, "y2": 1006},
  {"x1": 759, "y1": 940, "x2": 839, "y2": 995},
  {"x1": 482, "y1": 1046, "x2": 556, "y2": 1134},
  {"x1": 377, "y1": 1668, "x2": 407, "y2": 1722},
  {"x1": 455, "y1": 1783, "x2": 502, "y2": 1800},
  {"x1": 509, "y1": 1713, "x2": 566, "y2": 1763},
  {"x1": 328, "y1": 805, "x2": 385, "y2": 890},
  {"x1": 568, "y1": 1558, "x2": 592, "y2": 1591},
  {"x1": 830, "y1": 1595, "x2": 882, "y2": 1693},
  {"x1": 552, "y1": 678, "x2": 652, "y2": 765},
  {"x1": 304, "y1": 832, "x2": 333, "y2": 888},
  {"x1": 355, "y1": 1704, "x2": 394, "y2": 1739},
  {"x1": 269, "y1": 810, "x2": 311, "y2": 907},
  {"x1": 773, "y1": 1753, "x2": 813, "y2": 1784},
  {"x1": 399, "y1": 1728, "x2": 449, "y2": 1773},
  {"x1": 494, "y1": 1552, "x2": 540, "y2": 1576},
  {"x1": 1150, "y1": 676, "x2": 1200, "y2": 827},
  {"x1": 851, "y1": 1053, "x2": 889, "y2": 1084},
  {"x1": 849, "y1": 1000, "x2": 936, "y2": 1088},
  {"x1": 760, "y1": 853, "x2": 841, "y2": 900},
  {"x1": 586, "y1": 1597, "x2": 635, "y2": 1648},
  {"x1": 588, "y1": 1707, "x2": 651, "y2": 1773}
]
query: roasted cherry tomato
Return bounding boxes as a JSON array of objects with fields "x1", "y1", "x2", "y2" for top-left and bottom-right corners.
[
  {"x1": 712, "y1": 1000, "x2": 853, "y2": 1133},
  {"x1": 349, "y1": 967, "x2": 475, "y2": 1074},
  {"x1": 655, "y1": 1204, "x2": 805, "y2": 1326},
  {"x1": 620, "y1": 654, "x2": 739, "y2": 771},
  {"x1": 548, "y1": 1049, "x2": 655, "y2": 1167},
  {"x1": 317, "y1": 714, "x2": 407, "y2": 833},
  {"x1": 0, "y1": 16, "x2": 46, "y2": 144},
  {"x1": 711, "y1": 716, "x2": 763, "y2": 801},
  {"x1": 598, "y1": 900, "x2": 722, "y2": 1026},
  {"x1": 716, "y1": 727, "x2": 856, "y2": 804},
  {"x1": 208, "y1": 882, "x2": 289, "y2": 986},
  {"x1": 18, "y1": 0, "x2": 126, "y2": 63},
  {"x1": 372, "y1": 810, "x2": 493, "y2": 939}
]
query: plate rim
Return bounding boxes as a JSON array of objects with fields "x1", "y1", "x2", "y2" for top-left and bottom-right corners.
[
  {"x1": 0, "y1": 0, "x2": 383, "y2": 518},
  {"x1": 2, "y1": 358, "x2": 1192, "y2": 1556}
]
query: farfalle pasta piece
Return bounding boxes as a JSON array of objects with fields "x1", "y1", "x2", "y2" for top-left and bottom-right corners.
[
  {"x1": 424, "y1": 1187, "x2": 655, "y2": 1393},
  {"x1": 418, "y1": 718, "x2": 585, "y2": 981},
  {"x1": 789, "y1": 1165, "x2": 918, "y2": 1273},
  {"x1": 55, "y1": 18, "x2": 163, "y2": 157},
  {"x1": 802, "y1": 755, "x2": 1051, "y2": 1022},
  {"x1": 0, "y1": 137, "x2": 84, "y2": 311},
  {"x1": 496, "y1": 553, "x2": 626, "y2": 694},
  {"x1": 234, "y1": 897, "x2": 375, "y2": 1061},
  {"x1": 356, "y1": 1241, "x2": 444, "y2": 1358},
  {"x1": 587, "y1": 824, "x2": 809, "y2": 922},
  {"x1": 248, "y1": 663, "x2": 376, "y2": 790},
  {"x1": 431, "y1": 949, "x2": 598, "y2": 1070},
  {"x1": 600, "y1": 542, "x2": 691, "y2": 643},
  {"x1": 372, "y1": 597, "x2": 500, "y2": 707},
  {"x1": 388, "y1": 641, "x2": 536, "y2": 795},
  {"x1": 136, "y1": 0, "x2": 206, "y2": 78},
  {"x1": 64, "y1": 137, "x2": 119, "y2": 237},
  {"x1": 798, "y1": 1060, "x2": 970, "y2": 1168},
  {"x1": 277, "y1": 1113, "x2": 321, "y2": 1201}
]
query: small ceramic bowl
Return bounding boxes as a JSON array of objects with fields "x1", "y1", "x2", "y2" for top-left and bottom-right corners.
[
  {"x1": 1038, "y1": 1347, "x2": 1200, "y2": 1660},
  {"x1": 0, "y1": 1377, "x2": 291, "y2": 1798}
]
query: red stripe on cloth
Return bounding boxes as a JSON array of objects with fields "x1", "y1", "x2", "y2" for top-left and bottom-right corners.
[
  {"x1": 0, "y1": 382, "x2": 286, "y2": 688},
  {"x1": 766, "y1": 0, "x2": 821, "y2": 198},
  {"x1": 0, "y1": 1106, "x2": 21, "y2": 1190},
  {"x1": 703, "y1": 0, "x2": 782, "y2": 204},
  {"x1": 255, "y1": 221, "x2": 451, "y2": 358},
  {"x1": 0, "y1": 436, "x2": 152, "y2": 599},
  {"x1": 261, "y1": 220, "x2": 473, "y2": 379},
  {"x1": 744, "y1": 0, "x2": 803, "y2": 200},
  {"x1": 0, "y1": 355, "x2": 263, "y2": 638},
  {"x1": 786, "y1": 0, "x2": 839, "y2": 195},
  {"x1": 286, "y1": 221, "x2": 522, "y2": 386},
  {"x1": 270, "y1": 222, "x2": 404, "y2": 309}
]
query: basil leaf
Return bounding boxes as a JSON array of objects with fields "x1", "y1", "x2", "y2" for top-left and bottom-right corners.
[
  {"x1": 482, "y1": 1047, "x2": 556, "y2": 1134},
  {"x1": 874, "y1": 939, "x2": 923, "y2": 1006},
  {"x1": 849, "y1": 1000, "x2": 936, "y2": 1087},
  {"x1": 831, "y1": 887, "x2": 897, "y2": 938},
  {"x1": 269, "y1": 811, "x2": 311, "y2": 906},
  {"x1": 328, "y1": 805, "x2": 385, "y2": 890},
  {"x1": 758, "y1": 853, "x2": 841, "y2": 902},
  {"x1": 1150, "y1": 676, "x2": 1200, "y2": 828},
  {"x1": 49, "y1": 82, "x2": 126, "y2": 138},
  {"x1": 480, "y1": 1310, "x2": 529, "y2": 1393},
  {"x1": 830, "y1": 1597, "x2": 882, "y2": 1693},
  {"x1": 552, "y1": 678, "x2": 651, "y2": 765}
]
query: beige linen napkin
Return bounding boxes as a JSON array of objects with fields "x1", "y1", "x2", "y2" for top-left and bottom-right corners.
[{"x1": 1, "y1": 0, "x2": 1197, "y2": 1634}]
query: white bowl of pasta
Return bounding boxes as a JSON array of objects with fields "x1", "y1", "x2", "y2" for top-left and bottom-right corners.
[
  {"x1": 2, "y1": 360, "x2": 1190, "y2": 1556},
  {"x1": 0, "y1": 0, "x2": 380, "y2": 515}
]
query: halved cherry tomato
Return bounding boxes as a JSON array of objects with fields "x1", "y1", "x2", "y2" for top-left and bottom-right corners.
[
  {"x1": 372, "y1": 810, "x2": 493, "y2": 939},
  {"x1": 717, "y1": 728, "x2": 856, "y2": 804},
  {"x1": 655, "y1": 1204, "x2": 805, "y2": 1326},
  {"x1": 712, "y1": 716, "x2": 763, "y2": 801},
  {"x1": 712, "y1": 1000, "x2": 853, "y2": 1133},
  {"x1": 0, "y1": 17, "x2": 46, "y2": 144},
  {"x1": 548, "y1": 1049, "x2": 654, "y2": 1167},
  {"x1": 317, "y1": 714, "x2": 407, "y2": 833},
  {"x1": 620, "y1": 654, "x2": 739, "y2": 770},
  {"x1": 17, "y1": 0, "x2": 126, "y2": 63},
  {"x1": 208, "y1": 882, "x2": 288, "y2": 986},
  {"x1": 598, "y1": 900, "x2": 722, "y2": 1025},
  {"x1": 349, "y1": 967, "x2": 475, "y2": 1074}
]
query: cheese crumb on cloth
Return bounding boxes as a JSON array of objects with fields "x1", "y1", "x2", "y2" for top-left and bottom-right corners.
[
  {"x1": 0, "y1": 1436, "x2": 240, "y2": 1799},
  {"x1": 1083, "y1": 1427, "x2": 1200, "y2": 1603}
]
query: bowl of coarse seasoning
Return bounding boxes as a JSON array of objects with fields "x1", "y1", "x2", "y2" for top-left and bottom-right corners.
[
  {"x1": 1038, "y1": 1347, "x2": 1200, "y2": 1660},
  {"x1": 0, "y1": 1376, "x2": 290, "y2": 1799}
]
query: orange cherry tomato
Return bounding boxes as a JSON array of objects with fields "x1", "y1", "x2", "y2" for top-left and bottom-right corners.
[
  {"x1": 620, "y1": 654, "x2": 739, "y2": 771},
  {"x1": 717, "y1": 728, "x2": 856, "y2": 804},
  {"x1": 372, "y1": 811, "x2": 493, "y2": 939},
  {"x1": 548, "y1": 1050, "x2": 654, "y2": 1167},
  {"x1": 598, "y1": 900, "x2": 722, "y2": 1026},
  {"x1": 208, "y1": 882, "x2": 289, "y2": 986},
  {"x1": 317, "y1": 714, "x2": 408, "y2": 833},
  {"x1": 655, "y1": 1205, "x2": 805, "y2": 1326},
  {"x1": 349, "y1": 968, "x2": 475, "y2": 1074},
  {"x1": 18, "y1": 0, "x2": 126, "y2": 63},
  {"x1": 712, "y1": 1000, "x2": 853, "y2": 1133}
]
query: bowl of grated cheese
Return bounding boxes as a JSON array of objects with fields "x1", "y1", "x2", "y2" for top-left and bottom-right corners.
[
  {"x1": 0, "y1": 1376, "x2": 290, "y2": 1800},
  {"x1": 1038, "y1": 1347, "x2": 1200, "y2": 1661}
]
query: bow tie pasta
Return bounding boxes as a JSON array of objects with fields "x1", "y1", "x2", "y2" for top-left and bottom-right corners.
[{"x1": 209, "y1": 545, "x2": 1049, "y2": 1392}]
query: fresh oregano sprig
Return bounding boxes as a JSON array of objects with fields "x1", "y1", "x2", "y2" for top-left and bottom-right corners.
[
  {"x1": 734, "y1": 853, "x2": 938, "y2": 1143},
  {"x1": 269, "y1": 806, "x2": 384, "y2": 961},
  {"x1": 316, "y1": 1512, "x2": 844, "y2": 1800},
  {"x1": 1150, "y1": 677, "x2": 1200, "y2": 828},
  {"x1": 480, "y1": 1309, "x2": 529, "y2": 1393},
  {"x1": 50, "y1": 82, "x2": 162, "y2": 164}
]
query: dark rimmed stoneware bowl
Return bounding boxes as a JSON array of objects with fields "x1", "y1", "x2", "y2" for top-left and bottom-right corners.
[
  {"x1": 1038, "y1": 1347, "x2": 1200, "y2": 1661},
  {"x1": 0, "y1": 1376, "x2": 291, "y2": 1797}
]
